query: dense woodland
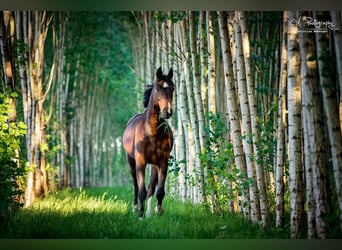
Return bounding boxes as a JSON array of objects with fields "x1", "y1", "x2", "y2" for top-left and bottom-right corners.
[{"x1": 0, "y1": 11, "x2": 341, "y2": 238}]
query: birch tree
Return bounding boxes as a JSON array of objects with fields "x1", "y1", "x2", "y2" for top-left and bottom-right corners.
[
  {"x1": 0, "y1": 12, "x2": 15, "y2": 97},
  {"x1": 48, "y1": 12, "x2": 68, "y2": 190},
  {"x1": 330, "y1": 11, "x2": 342, "y2": 132},
  {"x1": 198, "y1": 11, "x2": 207, "y2": 109},
  {"x1": 144, "y1": 11, "x2": 152, "y2": 82},
  {"x1": 298, "y1": 11, "x2": 329, "y2": 238},
  {"x1": 314, "y1": 11, "x2": 342, "y2": 231},
  {"x1": 217, "y1": 11, "x2": 249, "y2": 217},
  {"x1": 14, "y1": 11, "x2": 56, "y2": 207},
  {"x1": 240, "y1": 11, "x2": 273, "y2": 226},
  {"x1": 206, "y1": 11, "x2": 216, "y2": 114},
  {"x1": 188, "y1": 11, "x2": 206, "y2": 202},
  {"x1": 233, "y1": 11, "x2": 259, "y2": 223},
  {"x1": 329, "y1": 11, "x2": 342, "y2": 230},
  {"x1": 177, "y1": 16, "x2": 204, "y2": 203},
  {"x1": 275, "y1": 11, "x2": 288, "y2": 228},
  {"x1": 0, "y1": 10, "x2": 18, "y2": 147},
  {"x1": 173, "y1": 22, "x2": 188, "y2": 201},
  {"x1": 287, "y1": 11, "x2": 304, "y2": 238}
]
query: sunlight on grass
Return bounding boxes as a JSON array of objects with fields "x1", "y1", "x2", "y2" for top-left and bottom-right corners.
[
  {"x1": 31, "y1": 188, "x2": 128, "y2": 215},
  {"x1": 4, "y1": 187, "x2": 132, "y2": 238},
  {"x1": 2, "y1": 187, "x2": 290, "y2": 239}
]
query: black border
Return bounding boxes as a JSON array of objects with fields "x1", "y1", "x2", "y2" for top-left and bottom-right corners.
[
  {"x1": 1, "y1": 0, "x2": 342, "y2": 11},
  {"x1": 1, "y1": 239, "x2": 342, "y2": 250}
]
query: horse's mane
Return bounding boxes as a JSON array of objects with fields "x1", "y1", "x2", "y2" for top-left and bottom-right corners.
[{"x1": 143, "y1": 84, "x2": 153, "y2": 108}]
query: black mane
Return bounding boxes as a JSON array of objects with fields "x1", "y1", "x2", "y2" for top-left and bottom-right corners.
[{"x1": 143, "y1": 84, "x2": 153, "y2": 108}]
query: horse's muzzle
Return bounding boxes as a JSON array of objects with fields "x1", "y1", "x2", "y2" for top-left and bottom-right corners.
[{"x1": 160, "y1": 109, "x2": 172, "y2": 119}]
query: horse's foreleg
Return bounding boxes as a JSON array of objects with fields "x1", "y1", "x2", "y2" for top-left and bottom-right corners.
[
  {"x1": 136, "y1": 165, "x2": 147, "y2": 217},
  {"x1": 146, "y1": 165, "x2": 158, "y2": 217},
  {"x1": 127, "y1": 155, "x2": 139, "y2": 212},
  {"x1": 156, "y1": 165, "x2": 168, "y2": 214}
]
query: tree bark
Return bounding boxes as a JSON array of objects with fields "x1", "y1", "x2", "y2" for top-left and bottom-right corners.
[
  {"x1": 174, "y1": 22, "x2": 190, "y2": 201},
  {"x1": 287, "y1": 11, "x2": 304, "y2": 238},
  {"x1": 217, "y1": 11, "x2": 249, "y2": 218},
  {"x1": 188, "y1": 11, "x2": 206, "y2": 202},
  {"x1": 275, "y1": 11, "x2": 288, "y2": 229},
  {"x1": 241, "y1": 11, "x2": 271, "y2": 227},
  {"x1": 206, "y1": 11, "x2": 217, "y2": 114},
  {"x1": 314, "y1": 11, "x2": 342, "y2": 232},
  {"x1": 330, "y1": 11, "x2": 342, "y2": 134},
  {"x1": 298, "y1": 11, "x2": 329, "y2": 238},
  {"x1": 233, "y1": 11, "x2": 259, "y2": 223}
]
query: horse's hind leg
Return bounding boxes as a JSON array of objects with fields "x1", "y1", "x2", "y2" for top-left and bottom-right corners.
[
  {"x1": 146, "y1": 164, "x2": 158, "y2": 217},
  {"x1": 127, "y1": 154, "x2": 138, "y2": 212}
]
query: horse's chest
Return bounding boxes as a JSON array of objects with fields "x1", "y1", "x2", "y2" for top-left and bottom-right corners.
[{"x1": 144, "y1": 134, "x2": 172, "y2": 164}]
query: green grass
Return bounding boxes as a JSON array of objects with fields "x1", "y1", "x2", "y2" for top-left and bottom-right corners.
[{"x1": 0, "y1": 186, "x2": 289, "y2": 239}]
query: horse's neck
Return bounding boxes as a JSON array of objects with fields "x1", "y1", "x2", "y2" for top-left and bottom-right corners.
[{"x1": 144, "y1": 104, "x2": 159, "y2": 136}]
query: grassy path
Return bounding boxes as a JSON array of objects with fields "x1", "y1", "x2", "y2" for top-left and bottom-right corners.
[{"x1": 1, "y1": 187, "x2": 288, "y2": 239}]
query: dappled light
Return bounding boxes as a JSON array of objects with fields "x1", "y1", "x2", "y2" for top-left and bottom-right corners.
[{"x1": 31, "y1": 189, "x2": 128, "y2": 215}]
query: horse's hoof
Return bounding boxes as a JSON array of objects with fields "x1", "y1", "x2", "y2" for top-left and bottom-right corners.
[
  {"x1": 146, "y1": 209, "x2": 152, "y2": 218},
  {"x1": 155, "y1": 205, "x2": 164, "y2": 215},
  {"x1": 132, "y1": 204, "x2": 139, "y2": 213}
]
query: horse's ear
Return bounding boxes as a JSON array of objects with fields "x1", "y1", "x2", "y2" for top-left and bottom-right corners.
[
  {"x1": 168, "y1": 68, "x2": 173, "y2": 79},
  {"x1": 156, "y1": 67, "x2": 163, "y2": 80}
]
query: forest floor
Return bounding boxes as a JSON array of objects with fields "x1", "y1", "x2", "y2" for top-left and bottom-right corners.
[{"x1": 0, "y1": 186, "x2": 290, "y2": 239}]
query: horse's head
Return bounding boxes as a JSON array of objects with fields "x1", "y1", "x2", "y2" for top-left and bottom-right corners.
[{"x1": 153, "y1": 67, "x2": 174, "y2": 119}]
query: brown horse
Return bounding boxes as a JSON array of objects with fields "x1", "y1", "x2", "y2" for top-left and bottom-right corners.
[{"x1": 122, "y1": 67, "x2": 174, "y2": 218}]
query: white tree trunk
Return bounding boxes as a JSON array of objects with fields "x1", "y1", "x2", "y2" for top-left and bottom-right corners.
[
  {"x1": 206, "y1": 11, "x2": 217, "y2": 114},
  {"x1": 275, "y1": 11, "x2": 288, "y2": 228},
  {"x1": 188, "y1": 11, "x2": 206, "y2": 202},
  {"x1": 233, "y1": 11, "x2": 258, "y2": 222},
  {"x1": 217, "y1": 11, "x2": 249, "y2": 218},
  {"x1": 298, "y1": 11, "x2": 327, "y2": 237},
  {"x1": 174, "y1": 23, "x2": 190, "y2": 201},
  {"x1": 287, "y1": 11, "x2": 304, "y2": 238},
  {"x1": 239, "y1": 11, "x2": 270, "y2": 227}
]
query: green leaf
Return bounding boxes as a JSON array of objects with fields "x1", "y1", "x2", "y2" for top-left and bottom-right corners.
[
  {"x1": 40, "y1": 143, "x2": 49, "y2": 152},
  {"x1": 10, "y1": 92, "x2": 18, "y2": 98},
  {"x1": 18, "y1": 122, "x2": 27, "y2": 129},
  {"x1": 2, "y1": 123, "x2": 8, "y2": 130}
]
